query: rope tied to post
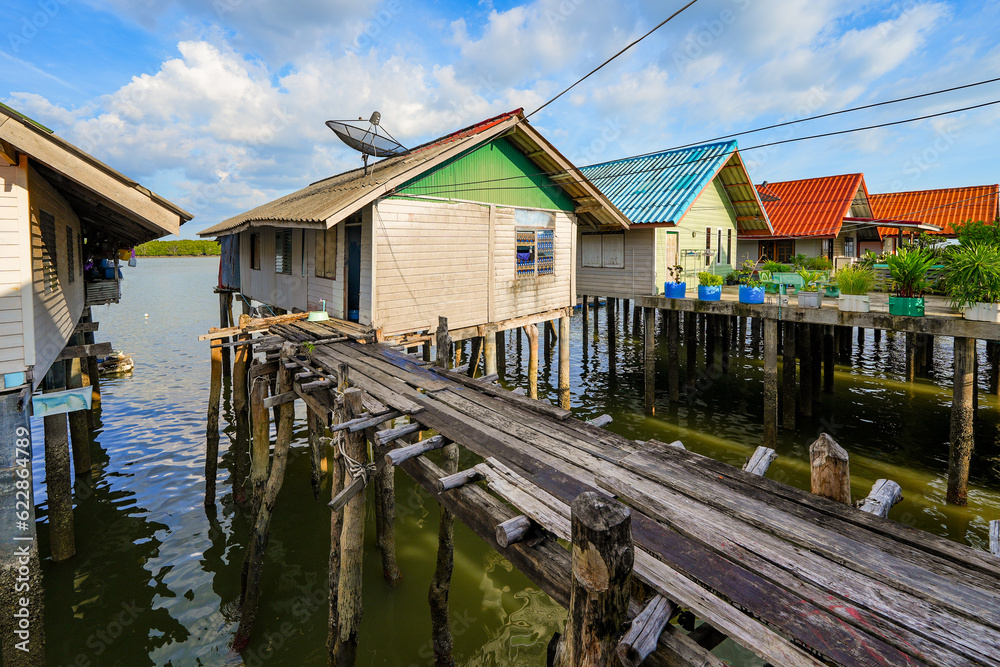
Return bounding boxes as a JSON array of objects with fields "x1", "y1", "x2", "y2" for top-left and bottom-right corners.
[{"x1": 338, "y1": 438, "x2": 378, "y2": 486}]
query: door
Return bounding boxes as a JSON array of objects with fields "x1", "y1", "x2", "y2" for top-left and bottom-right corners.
[{"x1": 345, "y1": 224, "x2": 362, "y2": 322}]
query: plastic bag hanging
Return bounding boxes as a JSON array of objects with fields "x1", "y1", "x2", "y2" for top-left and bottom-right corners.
[{"x1": 128, "y1": 247, "x2": 137, "y2": 268}]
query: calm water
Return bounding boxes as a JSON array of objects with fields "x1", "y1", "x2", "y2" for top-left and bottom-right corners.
[{"x1": 29, "y1": 258, "x2": 1000, "y2": 667}]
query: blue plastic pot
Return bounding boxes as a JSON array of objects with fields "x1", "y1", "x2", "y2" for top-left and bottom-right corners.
[
  {"x1": 698, "y1": 285, "x2": 722, "y2": 301},
  {"x1": 739, "y1": 285, "x2": 764, "y2": 304},
  {"x1": 663, "y1": 282, "x2": 687, "y2": 298}
]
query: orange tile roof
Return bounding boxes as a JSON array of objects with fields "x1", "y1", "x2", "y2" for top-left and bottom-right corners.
[
  {"x1": 740, "y1": 174, "x2": 866, "y2": 239},
  {"x1": 869, "y1": 185, "x2": 999, "y2": 236}
]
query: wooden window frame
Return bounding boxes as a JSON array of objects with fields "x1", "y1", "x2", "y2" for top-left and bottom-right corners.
[
  {"x1": 249, "y1": 232, "x2": 261, "y2": 271},
  {"x1": 315, "y1": 227, "x2": 338, "y2": 280},
  {"x1": 758, "y1": 240, "x2": 794, "y2": 263},
  {"x1": 581, "y1": 232, "x2": 624, "y2": 269},
  {"x1": 275, "y1": 229, "x2": 292, "y2": 275},
  {"x1": 40, "y1": 210, "x2": 58, "y2": 293}
]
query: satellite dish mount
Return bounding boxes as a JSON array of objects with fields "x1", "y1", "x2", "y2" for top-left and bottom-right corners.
[{"x1": 326, "y1": 112, "x2": 408, "y2": 175}]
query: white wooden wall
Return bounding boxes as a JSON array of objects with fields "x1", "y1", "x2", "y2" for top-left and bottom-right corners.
[
  {"x1": 237, "y1": 225, "x2": 308, "y2": 313},
  {"x1": 0, "y1": 164, "x2": 28, "y2": 377},
  {"x1": 28, "y1": 165, "x2": 83, "y2": 388},
  {"x1": 305, "y1": 225, "x2": 345, "y2": 319},
  {"x1": 575, "y1": 228, "x2": 655, "y2": 298}
]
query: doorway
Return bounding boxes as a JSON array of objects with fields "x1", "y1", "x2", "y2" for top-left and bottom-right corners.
[{"x1": 345, "y1": 224, "x2": 362, "y2": 322}]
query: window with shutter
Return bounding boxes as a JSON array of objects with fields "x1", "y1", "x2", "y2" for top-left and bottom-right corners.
[
  {"x1": 602, "y1": 232, "x2": 624, "y2": 268},
  {"x1": 40, "y1": 210, "x2": 58, "y2": 292},
  {"x1": 315, "y1": 228, "x2": 338, "y2": 279},
  {"x1": 275, "y1": 229, "x2": 292, "y2": 275},
  {"x1": 581, "y1": 233, "x2": 602, "y2": 267},
  {"x1": 516, "y1": 230, "x2": 536, "y2": 278},
  {"x1": 250, "y1": 233, "x2": 261, "y2": 270},
  {"x1": 536, "y1": 229, "x2": 554, "y2": 275},
  {"x1": 66, "y1": 226, "x2": 75, "y2": 283}
]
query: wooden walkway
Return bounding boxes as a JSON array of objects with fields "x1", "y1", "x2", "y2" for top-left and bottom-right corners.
[{"x1": 261, "y1": 318, "x2": 999, "y2": 667}]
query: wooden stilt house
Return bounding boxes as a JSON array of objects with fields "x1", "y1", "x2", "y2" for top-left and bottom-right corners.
[
  {"x1": 199, "y1": 109, "x2": 630, "y2": 344},
  {"x1": 576, "y1": 141, "x2": 771, "y2": 295}
]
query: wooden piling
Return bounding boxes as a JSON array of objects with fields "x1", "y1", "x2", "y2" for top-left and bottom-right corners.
[
  {"x1": 721, "y1": 316, "x2": 730, "y2": 374},
  {"x1": 823, "y1": 325, "x2": 834, "y2": 394},
  {"x1": 643, "y1": 307, "x2": 656, "y2": 415},
  {"x1": 705, "y1": 315, "x2": 716, "y2": 370},
  {"x1": 811, "y1": 324, "x2": 822, "y2": 404},
  {"x1": 738, "y1": 316, "x2": 747, "y2": 354},
  {"x1": 632, "y1": 304, "x2": 642, "y2": 338},
  {"x1": 65, "y1": 333, "x2": 91, "y2": 478},
  {"x1": 308, "y1": 408, "x2": 326, "y2": 500},
  {"x1": 763, "y1": 319, "x2": 778, "y2": 449},
  {"x1": 751, "y1": 317, "x2": 761, "y2": 357},
  {"x1": 608, "y1": 299, "x2": 617, "y2": 375},
  {"x1": 219, "y1": 292, "x2": 232, "y2": 380},
  {"x1": 558, "y1": 316, "x2": 571, "y2": 410},
  {"x1": 82, "y1": 309, "x2": 102, "y2": 409},
  {"x1": 810, "y1": 433, "x2": 851, "y2": 505},
  {"x1": 858, "y1": 479, "x2": 903, "y2": 518},
  {"x1": 42, "y1": 362, "x2": 74, "y2": 562},
  {"x1": 905, "y1": 333, "x2": 917, "y2": 382},
  {"x1": 429, "y1": 381, "x2": 460, "y2": 667},
  {"x1": 235, "y1": 343, "x2": 296, "y2": 650},
  {"x1": 799, "y1": 324, "x2": 813, "y2": 418},
  {"x1": 582, "y1": 294, "x2": 589, "y2": 331},
  {"x1": 525, "y1": 324, "x2": 539, "y2": 400},
  {"x1": 667, "y1": 311, "x2": 679, "y2": 403},
  {"x1": 437, "y1": 317, "x2": 452, "y2": 370},
  {"x1": 373, "y1": 424, "x2": 401, "y2": 588},
  {"x1": 685, "y1": 311, "x2": 697, "y2": 392},
  {"x1": 988, "y1": 341, "x2": 1000, "y2": 395},
  {"x1": 782, "y1": 322, "x2": 796, "y2": 431},
  {"x1": 947, "y1": 336, "x2": 975, "y2": 505},
  {"x1": 423, "y1": 340, "x2": 432, "y2": 363},
  {"x1": 495, "y1": 331, "x2": 505, "y2": 377},
  {"x1": 484, "y1": 329, "x2": 498, "y2": 378},
  {"x1": 468, "y1": 336, "x2": 483, "y2": 378},
  {"x1": 554, "y1": 492, "x2": 632, "y2": 667},
  {"x1": 233, "y1": 333, "x2": 250, "y2": 415},
  {"x1": 249, "y1": 360, "x2": 271, "y2": 507},
  {"x1": 874, "y1": 327, "x2": 882, "y2": 344},
  {"x1": 205, "y1": 330, "x2": 223, "y2": 507},
  {"x1": 326, "y1": 406, "x2": 346, "y2": 663}
]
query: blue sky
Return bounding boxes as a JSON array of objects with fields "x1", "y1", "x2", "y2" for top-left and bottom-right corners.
[{"x1": 2, "y1": 0, "x2": 999, "y2": 237}]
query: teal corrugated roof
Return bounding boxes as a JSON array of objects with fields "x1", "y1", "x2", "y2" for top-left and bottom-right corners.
[{"x1": 580, "y1": 141, "x2": 738, "y2": 225}]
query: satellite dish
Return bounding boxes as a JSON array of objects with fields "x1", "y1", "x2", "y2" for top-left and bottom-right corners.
[{"x1": 326, "y1": 112, "x2": 408, "y2": 175}]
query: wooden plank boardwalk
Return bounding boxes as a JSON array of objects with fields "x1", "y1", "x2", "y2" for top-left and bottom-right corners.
[{"x1": 265, "y1": 319, "x2": 1000, "y2": 667}]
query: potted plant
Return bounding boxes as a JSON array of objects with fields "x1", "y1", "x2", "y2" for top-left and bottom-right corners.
[
  {"x1": 795, "y1": 270, "x2": 824, "y2": 308},
  {"x1": 834, "y1": 265, "x2": 875, "y2": 312},
  {"x1": 737, "y1": 260, "x2": 764, "y2": 304},
  {"x1": 697, "y1": 272, "x2": 723, "y2": 301},
  {"x1": 941, "y1": 241, "x2": 1000, "y2": 322},
  {"x1": 886, "y1": 247, "x2": 935, "y2": 316},
  {"x1": 664, "y1": 264, "x2": 687, "y2": 298}
]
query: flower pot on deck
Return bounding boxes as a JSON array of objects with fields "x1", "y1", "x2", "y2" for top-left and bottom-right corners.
[
  {"x1": 888, "y1": 296, "x2": 925, "y2": 317},
  {"x1": 664, "y1": 282, "x2": 687, "y2": 299},
  {"x1": 796, "y1": 291, "x2": 823, "y2": 309},
  {"x1": 963, "y1": 302, "x2": 1000, "y2": 322},
  {"x1": 697, "y1": 285, "x2": 721, "y2": 301},
  {"x1": 738, "y1": 285, "x2": 764, "y2": 304},
  {"x1": 838, "y1": 294, "x2": 870, "y2": 313}
]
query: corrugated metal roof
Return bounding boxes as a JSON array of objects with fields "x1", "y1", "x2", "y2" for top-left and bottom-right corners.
[
  {"x1": 870, "y1": 185, "x2": 999, "y2": 236},
  {"x1": 579, "y1": 141, "x2": 771, "y2": 232},
  {"x1": 741, "y1": 174, "x2": 867, "y2": 239},
  {"x1": 200, "y1": 109, "x2": 631, "y2": 236}
]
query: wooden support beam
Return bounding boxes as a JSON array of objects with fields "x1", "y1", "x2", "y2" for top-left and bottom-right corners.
[
  {"x1": 468, "y1": 336, "x2": 483, "y2": 377},
  {"x1": 525, "y1": 323, "x2": 539, "y2": 400},
  {"x1": 66, "y1": 333, "x2": 91, "y2": 479},
  {"x1": 617, "y1": 595, "x2": 677, "y2": 667},
  {"x1": 384, "y1": 435, "x2": 446, "y2": 467},
  {"x1": 763, "y1": 319, "x2": 778, "y2": 449},
  {"x1": 331, "y1": 409, "x2": 401, "y2": 433},
  {"x1": 54, "y1": 342, "x2": 112, "y2": 362},
  {"x1": 374, "y1": 422, "x2": 422, "y2": 446},
  {"x1": 558, "y1": 316, "x2": 571, "y2": 410},
  {"x1": 205, "y1": 334, "x2": 222, "y2": 508},
  {"x1": 948, "y1": 336, "x2": 975, "y2": 505},
  {"x1": 249, "y1": 361, "x2": 270, "y2": 507},
  {"x1": 554, "y1": 492, "x2": 632, "y2": 667},
  {"x1": 495, "y1": 515, "x2": 533, "y2": 547},
  {"x1": 262, "y1": 391, "x2": 297, "y2": 409},
  {"x1": 990, "y1": 520, "x2": 999, "y2": 558},
  {"x1": 429, "y1": 437, "x2": 460, "y2": 666},
  {"x1": 742, "y1": 447, "x2": 777, "y2": 476},
  {"x1": 857, "y1": 479, "x2": 903, "y2": 518},
  {"x1": 586, "y1": 414, "x2": 613, "y2": 428},
  {"x1": 608, "y1": 298, "x2": 617, "y2": 375},
  {"x1": 371, "y1": 422, "x2": 401, "y2": 588},
  {"x1": 484, "y1": 328, "x2": 498, "y2": 377},
  {"x1": 42, "y1": 362, "x2": 74, "y2": 562},
  {"x1": 436, "y1": 316, "x2": 451, "y2": 369},
  {"x1": 810, "y1": 433, "x2": 851, "y2": 505},
  {"x1": 72, "y1": 321, "x2": 99, "y2": 333},
  {"x1": 437, "y1": 468, "x2": 484, "y2": 492}
]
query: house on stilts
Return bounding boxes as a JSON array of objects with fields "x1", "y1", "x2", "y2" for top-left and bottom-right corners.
[
  {"x1": 0, "y1": 103, "x2": 191, "y2": 661},
  {"x1": 198, "y1": 108, "x2": 630, "y2": 400}
]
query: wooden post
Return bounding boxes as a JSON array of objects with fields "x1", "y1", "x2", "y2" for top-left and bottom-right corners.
[
  {"x1": 990, "y1": 520, "x2": 999, "y2": 557},
  {"x1": 667, "y1": 311, "x2": 679, "y2": 403},
  {"x1": 988, "y1": 341, "x2": 1000, "y2": 395},
  {"x1": 705, "y1": 314, "x2": 716, "y2": 370},
  {"x1": 823, "y1": 325, "x2": 834, "y2": 394},
  {"x1": 782, "y1": 322, "x2": 796, "y2": 431},
  {"x1": 219, "y1": 292, "x2": 231, "y2": 380},
  {"x1": 525, "y1": 324, "x2": 539, "y2": 400},
  {"x1": 495, "y1": 331, "x2": 506, "y2": 377},
  {"x1": 82, "y1": 309, "x2": 101, "y2": 409},
  {"x1": 857, "y1": 326, "x2": 865, "y2": 349},
  {"x1": 592, "y1": 296, "x2": 600, "y2": 340},
  {"x1": 617, "y1": 595, "x2": 676, "y2": 667},
  {"x1": 948, "y1": 336, "x2": 975, "y2": 505},
  {"x1": 66, "y1": 333, "x2": 91, "y2": 478},
  {"x1": 685, "y1": 311, "x2": 697, "y2": 393},
  {"x1": 429, "y1": 437, "x2": 460, "y2": 666},
  {"x1": 582, "y1": 294, "x2": 589, "y2": 331},
  {"x1": 249, "y1": 360, "x2": 270, "y2": 507},
  {"x1": 332, "y1": 388, "x2": 366, "y2": 665},
  {"x1": 608, "y1": 299, "x2": 617, "y2": 375},
  {"x1": 468, "y1": 336, "x2": 483, "y2": 377},
  {"x1": 738, "y1": 316, "x2": 747, "y2": 355},
  {"x1": 643, "y1": 307, "x2": 656, "y2": 415},
  {"x1": 484, "y1": 329, "x2": 498, "y2": 378},
  {"x1": 233, "y1": 334, "x2": 250, "y2": 415},
  {"x1": 763, "y1": 319, "x2": 777, "y2": 449},
  {"x1": 436, "y1": 317, "x2": 451, "y2": 370},
  {"x1": 234, "y1": 343, "x2": 296, "y2": 650},
  {"x1": 554, "y1": 492, "x2": 632, "y2": 667},
  {"x1": 632, "y1": 304, "x2": 642, "y2": 338},
  {"x1": 623, "y1": 298, "x2": 630, "y2": 334},
  {"x1": 308, "y1": 408, "x2": 327, "y2": 500},
  {"x1": 205, "y1": 330, "x2": 223, "y2": 507},
  {"x1": 905, "y1": 332, "x2": 917, "y2": 382},
  {"x1": 543, "y1": 319, "x2": 552, "y2": 364},
  {"x1": 751, "y1": 317, "x2": 761, "y2": 357},
  {"x1": 558, "y1": 316, "x2": 571, "y2": 410},
  {"x1": 858, "y1": 479, "x2": 903, "y2": 518},
  {"x1": 373, "y1": 424, "x2": 401, "y2": 588},
  {"x1": 811, "y1": 324, "x2": 822, "y2": 405},
  {"x1": 874, "y1": 328, "x2": 882, "y2": 345},
  {"x1": 326, "y1": 407, "x2": 347, "y2": 663},
  {"x1": 810, "y1": 433, "x2": 851, "y2": 505},
  {"x1": 721, "y1": 316, "x2": 730, "y2": 374},
  {"x1": 42, "y1": 362, "x2": 74, "y2": 562},
  {"x1": 799, "y1": 324, "x2": 813, "y2": 418}
]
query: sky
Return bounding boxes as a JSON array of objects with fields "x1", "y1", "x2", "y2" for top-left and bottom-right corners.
[{"x1": 1, "y1": 0, "x2": 999, "y2": 238}]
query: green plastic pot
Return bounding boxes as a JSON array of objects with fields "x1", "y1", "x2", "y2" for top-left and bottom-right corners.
[{"x1": 888, "y1": 296, "x2": 925, "y2": 317}]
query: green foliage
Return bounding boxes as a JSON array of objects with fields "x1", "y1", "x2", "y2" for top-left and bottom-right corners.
[
  {"x1": 697, "y1": 271, "x2": 723, "y2": 287},
  {"x1": 833, "y1": 265, "x2": 875, "y2": 295},
  {"x1": 761, "y1": 260, "x2": 789, "y2": 273},
  {"x1": 953, "y1": 219, "x2": 1000, "y2": 247},
  {"x1": 804, "y1": 256, "x2": 832, "y2": 270},
  {"x1": 797, "y1": 270, "x2": 823, "y2": 292},
  {"x1": 724, "y1": 271, "x2": 739, "y2": 285},
  {"x1": 857, "y1": 250, "x2": 884, "y2": 269},
  {"x1": 940, "y1": 241, "x2": 1000, "y2": 308},
  {"x1": 885, "y1": 246, "x2": 935, "y2": 298},
  {"x1": 737, "y1": 259, "x2": 762, "y2": 288},
  {"x1": 136, "y1": 240, "x2": 221, "y2": 257},
  {"x1": 666, "y1": 264, "x2": 684, "y2": 283},
  {"x1": 789, "y1": 253, "x2": 809, "y2": 269}
]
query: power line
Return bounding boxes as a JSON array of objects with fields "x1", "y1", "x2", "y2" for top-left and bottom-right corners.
[{"x1": 526, "y1": 0, "x2": 699, "y2": 119}]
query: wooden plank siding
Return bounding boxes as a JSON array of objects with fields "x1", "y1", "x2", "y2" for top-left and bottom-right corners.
[
  {"x1": 673, "y1": 179, "x2": 739, "y2": 287},
  {"x1": 28, "y1": 164, "x2": 83, "y2": 387},
  {"x1": 0, "y1": 164, "x2": 25, "y2": 376},
  {"x1": 575, "y1": 227, "x2": 655, "y2": 299},
  {"x1": 305, "y1": 224, "x2": 345, "y2": 320}
]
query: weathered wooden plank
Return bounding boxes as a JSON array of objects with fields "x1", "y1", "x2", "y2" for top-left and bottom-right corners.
[
  {"x1": 857, "y1": 479, "x2": 903, "y2": 518},
  {"x1": 990, "y1": 520, "x2": 999, "y2": 558},
  {"x1": 331, "y1": 409, "x2": 401, "y2": 434},
  {"x1": 250, "y1": 361, "x2": 278, "y2": 379},
  {"x1": 437, "y1": 468, "x2": 484, "y2": 492},
  {"x1": 262, "y1": 391, "x2": 297, "y2": 409},
  {"x1": 742, "y1": 446, "x2": 776, "y2": 476},
  {"x1": 428, "y1": 364, "x2": 573, "y2": 420},
  {"x1": 618, "y1": 595, "x2": 676, "y2": 667},
  {"x1": 73, "y1": 321, "x2": 99, "y2": 333},
  {"x1": 54, "y1": 342, "x2": 112, "y2": 361},
  {"x1": 311, "y1": 347, "x2": 424, "y2": 415},
  {"x1": 373, "y1": 422, "x2": 422, "y2": 446},
  {"x1": 384, "y1": 435, "x2": 445, "y2": 467}
]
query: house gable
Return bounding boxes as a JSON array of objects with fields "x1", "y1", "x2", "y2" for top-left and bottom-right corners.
[{"x1": 394, "y1": 137, "x2": 576, "y2": 212}]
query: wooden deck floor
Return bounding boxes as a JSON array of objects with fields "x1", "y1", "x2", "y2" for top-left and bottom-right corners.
[{"x1": 270, "y1": 319, "x2": 1000, "y2": 667}]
